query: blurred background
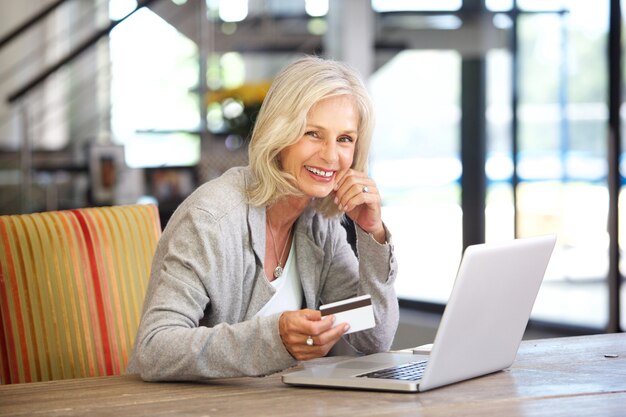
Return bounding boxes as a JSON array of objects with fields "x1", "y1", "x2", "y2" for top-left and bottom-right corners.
[{"x1": 0, "y1": 0, "x2": 624, "y2": 342}]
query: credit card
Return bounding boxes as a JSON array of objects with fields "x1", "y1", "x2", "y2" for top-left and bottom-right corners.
[{"x1": 319, "y1": 294, "x2": 375, "y2": 334}]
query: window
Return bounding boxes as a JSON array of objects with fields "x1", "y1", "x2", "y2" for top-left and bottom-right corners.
[
  {"x1": 513, "y1": 3, "x2": 609, "y2": 328},
  {"x1": 109, "y1": 6, "x2": 200, "y2": 168},
  {"x1": 371, "y1": 50, "x2": 462, "y2": 303},
  {"x1": 373, "y1": 0, "x2": 616, "y2": 329}
]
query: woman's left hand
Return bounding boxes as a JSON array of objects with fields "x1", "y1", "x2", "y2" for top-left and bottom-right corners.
[{"x1": 334, "y1": 169, "x2": 386, "y2": 244}]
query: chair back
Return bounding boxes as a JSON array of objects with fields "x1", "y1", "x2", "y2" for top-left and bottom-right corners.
[{"x1": 0, "y1": 204, "x2": 161, "y2": 384}]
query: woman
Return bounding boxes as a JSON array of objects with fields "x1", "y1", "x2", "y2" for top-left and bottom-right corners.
[{"x1": 127, "y1": 56, "x2": 399, "y2": 381}]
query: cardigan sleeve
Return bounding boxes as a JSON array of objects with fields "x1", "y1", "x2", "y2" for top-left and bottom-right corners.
[{"x1": 319, "y1": 220, "x2": 399, "y2": 354}]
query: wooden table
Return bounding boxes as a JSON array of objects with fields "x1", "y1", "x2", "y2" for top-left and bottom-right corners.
[{"x1": 1, "y1": 333, "x2": 625, "y2": 416}]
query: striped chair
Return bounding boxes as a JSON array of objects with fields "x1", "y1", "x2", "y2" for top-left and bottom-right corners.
[{"x1": 0, "y1": 204, "x2": 161, "y2": 384}]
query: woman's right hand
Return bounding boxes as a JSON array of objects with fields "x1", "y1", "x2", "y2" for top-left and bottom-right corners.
[{"x1": 279, "y1": 309, "x2": 349, "y2": 361}]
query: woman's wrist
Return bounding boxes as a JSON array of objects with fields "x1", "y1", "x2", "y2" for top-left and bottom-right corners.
[{"x1": 370, "y1": 226, "x2": 386, "y2": 245}]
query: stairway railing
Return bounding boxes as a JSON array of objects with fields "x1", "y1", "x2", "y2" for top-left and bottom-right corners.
[
  {"x1": 5, "y1": 0, "x2": 162, "y2": 104},
  {"x1": 0, "y1": 0, "x2": 68, "y2": 49},
  {"x1": 0, "y1": 0, "x2": 163, "y2": 214}
]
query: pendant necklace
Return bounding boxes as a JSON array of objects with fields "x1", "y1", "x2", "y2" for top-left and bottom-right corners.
[{"x1": 267, "y1": 216, "x2": 292, "y2": 279}]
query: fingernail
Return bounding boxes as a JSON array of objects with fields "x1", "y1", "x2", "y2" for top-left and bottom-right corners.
[
  {"x1": 344, "y1": 324, "x2": 350, "y2": 332},
  {"x1": 334, "y1": 197, "x2": 338, "y2": 205}
]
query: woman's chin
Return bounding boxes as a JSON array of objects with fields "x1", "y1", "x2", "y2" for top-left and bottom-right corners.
[{"x1": 302, "y1": 185, "x2": 334, "y2": 199}]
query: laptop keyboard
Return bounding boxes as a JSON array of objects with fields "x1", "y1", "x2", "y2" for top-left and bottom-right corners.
[{"x1": 356, "y1": 360, "x2": 428, "y2": 381}]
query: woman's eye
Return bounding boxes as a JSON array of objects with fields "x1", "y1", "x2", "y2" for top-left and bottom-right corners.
[
  {"x1": 305, "y1": 131, "x2": 319, "y2": 138},
  {"x1": 338, "y1": 136, "x2": 354, "y2": 143}
]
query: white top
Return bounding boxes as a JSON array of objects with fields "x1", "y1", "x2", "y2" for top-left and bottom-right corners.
[{"x1": 255, "y1": 241, "x2": 303, "y2": 317}]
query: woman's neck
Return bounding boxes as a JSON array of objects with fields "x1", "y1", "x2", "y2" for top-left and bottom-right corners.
[{"x1": 266, "y1": 196, "x2": 310, "y2": 231}]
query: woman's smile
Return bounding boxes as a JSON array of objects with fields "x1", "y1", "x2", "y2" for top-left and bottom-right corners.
[{"x1": 304, "y1": 165, "x2": 335, "y2": 179}]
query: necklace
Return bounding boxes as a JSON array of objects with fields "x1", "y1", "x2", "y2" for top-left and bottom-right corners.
[{"x1": 267, "y1": 216, "x2": 292, "y2": 279}]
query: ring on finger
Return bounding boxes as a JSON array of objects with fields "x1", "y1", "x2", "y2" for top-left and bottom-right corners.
[
  {"x1": 306, "y1": 335, "x2": 314, "y2": 346},
  {"x1": 362, "y1": 185, "x2": 369, "y2": 193}
]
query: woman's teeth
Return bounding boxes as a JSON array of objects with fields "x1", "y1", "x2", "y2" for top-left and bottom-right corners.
[{"x1": 305, "y1": 166, "x2": 333, "y2": 177}]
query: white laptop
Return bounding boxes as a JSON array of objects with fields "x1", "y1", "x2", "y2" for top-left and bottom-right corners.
[{"x1": 282, "y1": 235, "x2": 557, "y2": 392}]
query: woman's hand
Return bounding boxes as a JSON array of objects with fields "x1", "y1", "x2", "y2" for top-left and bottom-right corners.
[
  {"x1": 279, "y1": 309, "x2": 348, "y2": 361},
  {"x1": 334, "y1": 169, "x2": 386, "y2": 243}
]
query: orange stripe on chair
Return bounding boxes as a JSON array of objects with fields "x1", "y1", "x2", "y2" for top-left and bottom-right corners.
[
  {"x1": 0, "y1": 218, "x2": 25, "y2": 382},
  {"x1": 0, "y1": 204, "x2": 161, "y2": 384},
  {"x1": 73, "y1": 209, "x2": 114, "y2": 376},
  {"x1": 65, "y1": 211, "x2": 103, "y2": 377},
  {"x1": 60, "y1": 211, "x2": 96, "y2": 377}
]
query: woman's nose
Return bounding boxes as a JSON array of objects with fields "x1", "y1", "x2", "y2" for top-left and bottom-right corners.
[{"x1": 320, "y1": 140, "x2": 338, "y2": 163}]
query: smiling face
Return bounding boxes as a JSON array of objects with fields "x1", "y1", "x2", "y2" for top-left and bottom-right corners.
[{"x1": 279, "y1": 95, "x2": 359, "y2": 199}]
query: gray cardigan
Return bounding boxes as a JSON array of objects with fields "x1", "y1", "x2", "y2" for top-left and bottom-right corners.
[{"x1": 127, "y1": 166, "x2": 399, "y2": 381}]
